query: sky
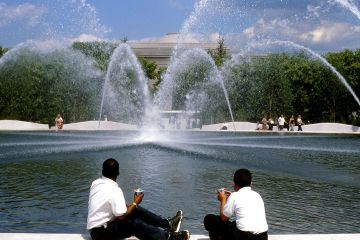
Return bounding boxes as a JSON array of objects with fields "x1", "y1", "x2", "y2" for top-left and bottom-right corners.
[
  {"x1": 0, "y1": 0, "x2": 195, "y2": 47},
  {"x1": 0, "y1": 0, "x2": 360, "y2": 52}
]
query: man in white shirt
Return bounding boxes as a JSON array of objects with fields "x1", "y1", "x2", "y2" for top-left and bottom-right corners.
[
  {"x1": 297, "y1": 115, "x2": 304, "y2": 131},
  {"x1": 87, "y1": 158, "x2": 190, "y2": 240},
  {"x1": 278, "y1": 115, "x2": 286, "y2": 131},
  {"x1": 203, "y1": 169, "x2": 268, "y2": 240}
]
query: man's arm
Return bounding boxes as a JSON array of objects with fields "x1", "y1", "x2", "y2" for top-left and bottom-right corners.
[
  {"x1": 218, "y1": 191, "x2": 230, "y2": 222},
  {"x1": 115, "y1": 192, "x2": 144, "y2": 220}
]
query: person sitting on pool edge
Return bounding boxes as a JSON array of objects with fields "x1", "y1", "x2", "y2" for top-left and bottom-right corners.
[
  {"x1": 87, "y1": 158, "x2": 190, "y2": 240},
  {"x1": 203, "y1": 168, "x2": 268, "y2": 240}
]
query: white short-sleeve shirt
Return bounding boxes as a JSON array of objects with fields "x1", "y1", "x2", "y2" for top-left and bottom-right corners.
[
  {"x1": 223, "y1": 187, "x2": 268, "y2": 234},
  {"x1": 87, "y1": 177, "x2": 127, "y2": 230},
  {"x1": 278, "y1": 117, "x2": 285, "y2": 126}
]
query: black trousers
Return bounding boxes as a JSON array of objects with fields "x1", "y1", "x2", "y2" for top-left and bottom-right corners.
[
  {"x1": 204, "y1": 214, "x2": 268, "y2": 240},
  {"x1": 90, "y1": 206, "x2": 169, "y2": 240}
]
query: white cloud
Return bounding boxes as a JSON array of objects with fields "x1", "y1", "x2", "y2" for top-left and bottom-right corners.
[
  {"x1": 167, "y1": 0, "x2": 185, "y2": 10},
  {"x1": 307, "y1": 4, "x2": 323, "y2": 18},
  {"x1": 72, "y1": 33, "x2": 105, "y2": 42},
  {"x1": 209, "y1": 32, "x2": 221, "y2": 42},
  {"x1": 241, "y1": 17, "x2": 360, "y2": 44},
  {"x1": 0, "y1": 3, "x2": 47, "y2": 27},
  {"x1": 300, "y1": 22, "x2": 360, "y2": 43},
  {"x1": 131, "y1": 32, "x2": 219, "y2": 44},
  {"x1": 219, "y1": 15, "x2": 360, "y2": 52},
  {"x1": 167, "y1": 0, "x2": 196, "y2": 10}
]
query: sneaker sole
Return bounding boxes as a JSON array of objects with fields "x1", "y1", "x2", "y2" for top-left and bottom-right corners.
[
  {"x1": 183, "y1": 230, "x2": 190, "y2": 240},
  {"x1": 175, "y1": 210, "x2": 183, "y2": 232}
]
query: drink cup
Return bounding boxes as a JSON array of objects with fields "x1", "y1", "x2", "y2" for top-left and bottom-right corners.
[
  {"x1": 134, "y1": 188, "x2": 144, "y2": 196},
  {"x1": 217, "y1": 188, "x2": 226, "y2": 193}
]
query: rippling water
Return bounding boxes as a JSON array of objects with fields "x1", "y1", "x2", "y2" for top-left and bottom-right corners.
[{"x1": 0, "y1": 131, "x2": 359, "y2": 234}]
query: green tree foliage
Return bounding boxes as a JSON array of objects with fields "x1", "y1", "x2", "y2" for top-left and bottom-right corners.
[
  {"x1": 73, "y1": 41, "x2": 164, "y2": 96},
  {"x1": 0, "y1": 48, "x2": 103, "y2": 125},
  {"x1": 281, "y1": 53, "x2": 346, "y2": 123},
  {"x1": 1, "y1": 40, "x2": 359, "y2": 125},
  {"x1": 172, "y1": 57, "x2": 213, "y2": 110},
  {"x1": 225, "y1": 54, "x2": 293, "y2": 122},
  {"x1": 208, "y1": 37, "x2": 230, "y2": 67},
  {"x1": 72, "y1": 41, "x2": 116, "y2": 71},
  {"x1": 0, "y1": 46, "x2": 9, "y2": 58},
  {"x1": 138, "y1": 56, "x2": 166, "y2": 95},
  {"x1": 169, "y1": 50, "x2": 229, "y2": 123},
  {"x1": 326, "y1": 49, "x2": 360, "y2": 124},
  {"x1": 224, "y1": 51, "x2": 360, "y2": 124}
]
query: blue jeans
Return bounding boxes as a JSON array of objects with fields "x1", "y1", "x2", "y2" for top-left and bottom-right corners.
[{"x1": 90, "y1": 206, "x2": 169, "y2": 240}]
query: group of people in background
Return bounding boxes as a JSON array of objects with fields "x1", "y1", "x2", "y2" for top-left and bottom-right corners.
[{"x1": 257, "y1": 114, "x2": 304, "y2": 131}]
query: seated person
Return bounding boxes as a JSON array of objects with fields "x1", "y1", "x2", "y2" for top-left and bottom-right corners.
[
  {"x1": 220, "y1": 122, "x2": 228, "y2": 130},
  {"x1": 87, "y1": 158, "x2": 190, "y2": 240},
  {"x1": 203, "y1": 169, "x2": 268, "y2": 240}
]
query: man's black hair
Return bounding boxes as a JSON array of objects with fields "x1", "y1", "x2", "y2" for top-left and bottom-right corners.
[
  {"x1": 234, "y1": 168, "x2": 252, "y2": 188},
  {"x1": 102, "y1": 158, "x2": 120, "y2": 179}
]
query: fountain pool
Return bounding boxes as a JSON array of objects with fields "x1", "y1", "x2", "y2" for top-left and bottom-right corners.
[{"x1": 0, "y1": 131, "x2": 359, "y2": 234}]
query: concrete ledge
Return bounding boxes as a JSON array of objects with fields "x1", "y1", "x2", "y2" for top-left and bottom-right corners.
[
  {"x1": 0, "y1": 233, "x2": 360, "y2": 240},
  {"x1": 0, "y1": 120, "x2": 49, "y2": 131}
]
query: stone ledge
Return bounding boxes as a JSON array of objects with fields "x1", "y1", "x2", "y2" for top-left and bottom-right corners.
[{"x1": 0, "y1": 233, "x2": 360, "y2": 240}]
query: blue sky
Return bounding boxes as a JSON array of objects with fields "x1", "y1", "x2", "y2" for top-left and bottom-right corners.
[
  {"x1": 0, "y1": 0, "x2": 195, "y2": 47},
  {"x1": 0, "y1": 0, "x2": 360, "y2": 52},
  {"x1": 87, "y1": 0, "x2": 193, "y2": 39}
]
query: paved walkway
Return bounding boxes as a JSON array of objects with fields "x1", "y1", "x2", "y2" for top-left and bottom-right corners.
[{"x1": 0, "y1": 233, "x2": 360, "y2": 240}]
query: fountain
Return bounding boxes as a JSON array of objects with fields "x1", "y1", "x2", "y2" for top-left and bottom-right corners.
[
  {"x1": 99, "y1": 43, "x2": 151, "y2": 126},
  {"x1": 155, "y1": 48, "x2": 234, "y2": 124},
  {"x1": 0, "y1": 0, "x2": 360, "y2": 236}
]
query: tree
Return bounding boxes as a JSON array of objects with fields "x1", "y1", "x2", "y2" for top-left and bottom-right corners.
[
  {"x1": 0, "y1": 47, "x2": 103, "y2": 124},
  {"x1": 120, "y1": 36, "x2": 128, "y2": 43},
  {"x1": 283, "y1": 52, "x2": 354, "y2": 123},
  {"x1": 138, "y1": 56, "x2": 166, "y2": 95},
  {"x1": 208, "y1": 37, "x2": 230, "y2": 67},
  {"x1": 224, "y1": 54, "x2": 293, "y2": 122},
  {"x1": 72, "y1": 41, "x2": 116, "y2": 71},
  {"x1": 0, "y1": 46, "x2": 9, "y2": 58},
  {"x1": 326, "y1": 49, "x2": 360, "y2": 117}
]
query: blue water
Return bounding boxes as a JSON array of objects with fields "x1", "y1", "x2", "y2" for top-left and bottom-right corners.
[{"x1": 0, "y1": 131, "x2": 359, "y2": 234}]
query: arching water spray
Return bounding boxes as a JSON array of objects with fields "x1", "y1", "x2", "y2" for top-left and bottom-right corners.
[
  {"x1": 98, "y1": 43, "x2": 150, "y2": 127},
  {"x1": 156, "y1": 0, "x2": 236, "y2": 126},
  {"x1": 155, "y1": 47, "x2": 235, "y2": 129},
  {"x1": 215, "y1": 69, "x2": 235, "y2": 126},
  {"x1": 174, "y1": 0, "x2": 211, "y2": 56},
  {"x1": 332, "y1": 0, "x2": 360, "y2": 20},
  {"x1": 156, "y1": 0, "x2": 212, "y2": 110}
]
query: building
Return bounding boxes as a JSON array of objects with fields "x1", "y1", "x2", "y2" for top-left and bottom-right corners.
[{"x1": 128, "y1": 33, "x2": 219, "y2": 68}]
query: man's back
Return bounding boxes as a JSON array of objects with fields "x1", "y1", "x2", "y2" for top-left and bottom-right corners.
[
  {"x1": 87, "y1": 177, "x2": 127, "y2": 230},
  {"x1": 223, "y1": 187, "x2": 268, "y2": 234}
]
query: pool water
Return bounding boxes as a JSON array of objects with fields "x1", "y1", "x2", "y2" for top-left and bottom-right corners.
[{"x1": 0, "y1": 131, "x2": 359, "y2": 234}]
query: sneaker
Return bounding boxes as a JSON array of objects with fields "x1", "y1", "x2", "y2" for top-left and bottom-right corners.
[
  {"x1": 168, "y1": 210, "x2": 183, "y2": 232},
  {"x1": 168, "y1": 230, "x2": 190, "y2": 240}
]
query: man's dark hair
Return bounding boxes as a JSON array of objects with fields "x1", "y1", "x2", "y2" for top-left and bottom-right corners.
[
  {"x1": 234, "y1": 168, "x2": 252, "y2": 188},
  {"x1": 102, "y1": 158, "x2": 120, "y2": 179}
]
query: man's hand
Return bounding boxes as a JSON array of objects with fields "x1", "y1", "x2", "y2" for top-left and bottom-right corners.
[
  {"x1": 217, "y1": 191, "x2": 227, "y2": 203},
  {"x1": 218, "y1": 191, "x2": 230, "y2": 222},
  {"x1": 134, "y1": 192, "x2": 144, "y2": 205},
  {"x1": 115, "y1": 192, "x2": 144, "y2": 221}
]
